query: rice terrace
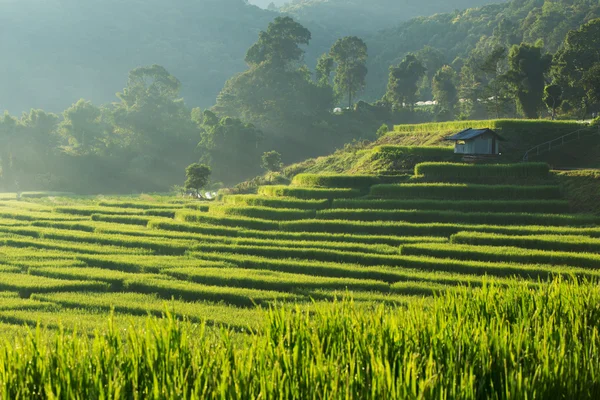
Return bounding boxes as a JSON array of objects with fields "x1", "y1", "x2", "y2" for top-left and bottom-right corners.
[
  {"x1": 3, "y1": 0, "x2": 600, "y2": 396},
  {"x1": 0, "y1": 117, "x2": 598, "y2": 397}
]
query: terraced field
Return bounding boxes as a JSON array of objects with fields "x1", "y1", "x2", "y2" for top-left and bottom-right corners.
[{"x1": 0, "y1": 162, "x2": 598, "y2": 334}]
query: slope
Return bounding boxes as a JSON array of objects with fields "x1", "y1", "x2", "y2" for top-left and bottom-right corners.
[
  {"x1": 0, "y1": 0, "x2": 279, "y2": 114},
  {"x1": 364, "y1": 0, "x2": 600, "y2": 100},
  {"x1": 280, "y1": 0, "x2": 507, "y2": 35},
  {"x1": 277, "y1": 120, "x2": 594, "y2": 179}
]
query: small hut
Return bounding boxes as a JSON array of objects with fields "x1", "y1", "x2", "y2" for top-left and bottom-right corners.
[{"x1": 446, "y1": 128, "x2": 506, "y2": 156}]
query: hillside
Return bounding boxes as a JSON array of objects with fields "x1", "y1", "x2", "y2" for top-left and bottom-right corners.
[
  {"x1": 364, "y1": 0, "x2": 600, "y2": 100},
  {"x1": 4, "y1": 0, "x2": 598, "y2": 116},
  {"x1": 276, "y1": 120, "x2": 596, "y2": 178},
  {"x1": 280, "y1": 0, "x2": 506, "y2": 35},
  {"x1": 0, "y1": 0, "x2": 279, "y2": 114}
]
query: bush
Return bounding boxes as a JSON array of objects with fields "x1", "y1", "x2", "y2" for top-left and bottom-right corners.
[{"x1": 261, "y1": 151, "x2": 283, "y2": 172}]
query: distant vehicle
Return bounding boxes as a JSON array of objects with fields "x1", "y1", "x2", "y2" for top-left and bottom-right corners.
[{"x1": 333, "y1": 107, "x2": 342, "y2": 113}]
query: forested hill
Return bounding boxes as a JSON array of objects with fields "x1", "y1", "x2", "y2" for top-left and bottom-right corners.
[
  {"x1": 280, "y1": 0, "x2": 508, "y2": 35},
  {"x1": 365, "y1": 0, "x2": 600, "y2": 100},
  {"x1": 0, "y1": 0, "x2": 278, "y2": 114}
]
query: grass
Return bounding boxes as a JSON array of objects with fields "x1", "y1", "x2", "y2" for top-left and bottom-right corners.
[
  {"x1": 332, "y1": 198, "x2": 571, "y2": 213},
  {"x1": 414, "y1": 162, "x2": 550, "y2": 179},
  {"x1": 0, "y1": 166, "x2": 599, "y2": 397},
  {"x1": 223, "y1": 195, "x2": 330, "y2": 210},
  {"x1": 210, "y1": 205, "x2": 317, "y2": 221},
  {"x1": 316, "y1": 209, "x2": 598, "y2": 226},
  {"x1": 370, "y1": 183, "x2": 563, "y2": 200},
  {"x1": 451, "y1": 231, "x2": 600, "y2": 253},
  {"x1": 401, "y1": 243, "x2": 600, "y2": 269},
  {"x1": 258, "y1": 185, "x2": 361, "y2": 199},
  {"x1": 1, "y1": 281, "x2": 599, "y2": 398}
]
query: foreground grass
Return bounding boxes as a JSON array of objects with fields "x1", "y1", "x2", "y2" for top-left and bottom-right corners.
[{"x1": 0, "y1": 280, "x2": 598, "y2": 399}]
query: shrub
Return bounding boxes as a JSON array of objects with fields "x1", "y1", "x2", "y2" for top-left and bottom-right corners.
[{"x1": 261, "y1": 151, "x2": 283, "y2": 172}]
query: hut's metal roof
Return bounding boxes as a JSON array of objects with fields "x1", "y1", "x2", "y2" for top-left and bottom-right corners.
[{"x1": 446, "y1": 128, "x2": 507, "y2": 141}]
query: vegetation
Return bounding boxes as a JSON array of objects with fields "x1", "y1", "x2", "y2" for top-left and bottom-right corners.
[
  {"x1": 1, "y1": 281, "x2": 600, "y2": 398},
  {"x1": 2, "y1": 0, "x2": 600, "y2": 394}
]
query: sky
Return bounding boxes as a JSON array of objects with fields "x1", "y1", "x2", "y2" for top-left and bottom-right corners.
[{"x1": 248, "y1": 0, "x2": 290, "y2": 8}]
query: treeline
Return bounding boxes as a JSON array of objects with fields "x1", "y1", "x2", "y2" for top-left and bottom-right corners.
[
  {"x1": 280, "y1": 0, "x2": 506, "y2": 35},
  {"x1": 366, "y1": 0, "x2": 600, "y2": 103},
  {"x1": 2, "y1": 1, "x2": 599, "y2": 193},
  {"x1": 378, "y1": 16, "x2": 600, "y2": 121}
]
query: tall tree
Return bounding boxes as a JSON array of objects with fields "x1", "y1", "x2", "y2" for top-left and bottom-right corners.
[
  {"x1": 58, "y1": 100, "x2": 107, "y2": 155},
  {"x1": 245, "y1": 16, "x2": 311, "y2": 68},
  {"x1": 432, "y1": 66, "x2": 458, "y2": 118},
  {"x1": 0, "y1": 112, "x2": 19, "y2": 190},
  {"x1": 479, "y1": 46, "x2": 510, "y2": 118},
  {"x1": 330, "y1": 36, "x2": 368, "y2": 108},
  {"x1": 543, "y1": 84, "x2": 563, "y2": 120},
  {"x1": 315, "y1": 54, "x2": 334, "y2": 87},
  {"x1": 384, "y1": 54, "x2": 426, "y2": 110},
  {"x1": 505, "y1": 43, "x2": 552, "y2": 118},
  {"x1": 415, "y1": 46, "x2": 447, "y2": 100},
  {"x1": 113, "y1": 65, "x2": 198, "y2": 180},
  {"x1": 197, "y1": 111, "x2": 263, "y2": 184},
  {"x1": 553, "y1": 19, "x2": 600, "y2": 115}
]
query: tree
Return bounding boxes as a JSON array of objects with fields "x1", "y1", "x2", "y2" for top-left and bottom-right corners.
[
  {"x1": 315, "y1": 54, "x2": 334, "y2": 87},
  {"x1": 184, "y1": 163, "x2": 211, "y2": 197},
  {"x1": 543, "y1": 84, "x2": 564, "y2": 120},
  {"x1": 552, "y1": 19, "x2": 600, "y2": 117},
  {"x1": 58, "y1": 99, "x2": 107, "y2": 155},
  {"x1": 197, "y1": 112, "x2": 263, "y2": 184},
  {"x1": 582, "y1": 64, "x2": 600, "y2": 106},
  {"x1": 415, "y1": 46, "x2": 447, "y2": 100},
  {"x1": 214, "y1": 20, "x2": 334, "y2": 161},
  {"x1": 384, "y1": 54, "x2": 426, "y2": 110},
  {"x1": 261, "y1": 150, "x2": 283, "y2": 172},
  {"x1": 113, "y1": 65, "x2": 199, "y2": 188},
  {"x1": 505, "y1": 43, "x2": 552, "y2": 118},
  {"x1": 432, "y1": 66, "x2": 458, "y2": 118},
  {"x1": 479, "y1": 46, "x2": 510, "y2": 118},
  {"x1": 330, "y1": 36, "x2": 368, "y2": 108},
  {"x1": 245, "y1": 17, "x2": 311, "y2": 68},
  {"x1": 0, "y1": 112, "x2": 18, "y2": 190}
]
